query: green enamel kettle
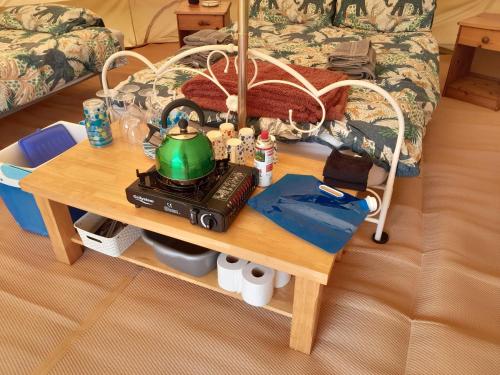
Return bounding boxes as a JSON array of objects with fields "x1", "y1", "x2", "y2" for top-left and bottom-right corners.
[{"x1": 156, "y1": 99, "x2": 215, "y2": 183}]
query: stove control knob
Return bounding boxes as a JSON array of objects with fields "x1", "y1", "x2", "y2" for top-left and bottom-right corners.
[
  {"x1": 189, "y1": 208, "x2": 199, "y2": 225},
  {"x1": 200, "y1": 214, "x2": 216, "y2": 230}
]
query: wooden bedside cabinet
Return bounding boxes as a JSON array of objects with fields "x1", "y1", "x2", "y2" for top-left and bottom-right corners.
[
  {"x1": 176, "y1": 1, "x2": 231, "y2": 47},
  {"x1": 443, "y1": 13, "x2": 500, "y2": 111}
]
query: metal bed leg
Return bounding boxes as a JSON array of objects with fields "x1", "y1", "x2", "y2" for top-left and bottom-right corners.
[
  {"x1": 365, "y1": 185, "x2": 390, "y2": 244},
  {"x1": 372, "y1": 228, "x2": 390, "y2": 244},
  {"x1": 371, "y1": 181, "x2": 393, "y2": 245}
]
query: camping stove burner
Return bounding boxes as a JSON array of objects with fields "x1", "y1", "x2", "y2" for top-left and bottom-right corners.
[
  {"x1": 137, "y1": 169, "x2": 213, "y2": 194},
  {"x1": 136, "y1": 159, "x2": 230, "y2": 196},
  {"x1": 126, "y1": 160, "x2": 259, "y2": 232}
]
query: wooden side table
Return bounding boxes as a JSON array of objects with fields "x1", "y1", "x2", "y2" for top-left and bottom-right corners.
[
  {"x1": 176, "y1": 1, "x2": 231, "y2": 47},
  {"x1": 20, "y1": 121, "x2": 344, "y2": 355},
  {"x1": 443, "y1": 13, "x2": 500, "y2": 111}
]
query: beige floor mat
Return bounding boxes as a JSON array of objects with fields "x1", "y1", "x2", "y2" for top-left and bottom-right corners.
[
  {"x1": 0, "y1": 204, "x2": 141, "y2": 374},
  {"x1": 0, "y1": 97, "x2": 499, "y2": 374}
]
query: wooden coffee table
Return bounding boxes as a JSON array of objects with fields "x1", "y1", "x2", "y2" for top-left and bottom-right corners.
[{"x1": 20, "y1": 123, "x2": 342, "y2": 354}]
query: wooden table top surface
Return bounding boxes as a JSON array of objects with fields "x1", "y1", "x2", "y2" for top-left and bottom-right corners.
[
  {"x1": 459, "y1": 13, "x2": 500, "y2": 31},
  {"x1": 20, "y1": 124, "x2": 336, "y2": 284},
  {"x1": 175, "y1": 1, "x2": 231, "y2": 16}
]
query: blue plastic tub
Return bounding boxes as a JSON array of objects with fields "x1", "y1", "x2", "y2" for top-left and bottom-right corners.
[{"x1": 0, "y1": 121, "x2": 87, "y2": 236}]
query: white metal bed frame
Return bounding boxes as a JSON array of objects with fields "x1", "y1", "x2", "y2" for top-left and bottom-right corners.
[{"x1": 101, "y1": 44, "x2": 404, "y2": 243}]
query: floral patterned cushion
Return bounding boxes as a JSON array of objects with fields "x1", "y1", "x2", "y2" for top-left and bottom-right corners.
[
  {"x1": 249, "y1": 0, "x2": 333, "y2": 24},
  {"x1": 0, "y1": 4, "x2": 104, "y2": 35},
  {"x1": 332, "y1": 0, "x2": 436, "y2": 32}
]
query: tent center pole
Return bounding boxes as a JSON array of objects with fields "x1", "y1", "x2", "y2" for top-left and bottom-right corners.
[{"x1": 237, "y1": 0, "x2": 248, "y2": 130}]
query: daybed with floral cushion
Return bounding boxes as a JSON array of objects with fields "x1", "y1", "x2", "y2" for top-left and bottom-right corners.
[
  {"x1": 120, "y1": 0, "x2": 439, "y2": 178},
  {"x1": 0, "y1": 4, "x2": 123, "y2": 118}
]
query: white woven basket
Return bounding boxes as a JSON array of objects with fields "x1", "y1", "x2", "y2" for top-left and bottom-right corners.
[{"x1": 74, "y1": 212, "x2": 142, "y2": 257}]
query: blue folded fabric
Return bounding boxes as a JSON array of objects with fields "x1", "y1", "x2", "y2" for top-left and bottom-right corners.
[{"x1": 247, "y1": 174, "x2": 370, "y2": 253}]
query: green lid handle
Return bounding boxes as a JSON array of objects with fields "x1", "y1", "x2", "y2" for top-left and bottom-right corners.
[{"x1": 160, "y1": 98, "x2": 205, "y2": 130}]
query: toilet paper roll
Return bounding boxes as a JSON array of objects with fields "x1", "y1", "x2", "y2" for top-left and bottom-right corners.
[
  {"x1": 274, "y1": 270, "x2": 291, "y2": 288},
  {"x1": 238, "y1": 127, "x2": 255, "y2": 161},
  {"x1": 241, "y1": 263, "x2": 275, "y2": 307},
  {"x1": 217, "y1": 253, "x2": 248, "y2": 293},
  {"x1": 207, "y1": 130, "x2": 227, "y2": 160},
  {"x1": 226, "y1": 138, "x2": 244, "y2": 164},
  {"x1": 219, "y1": 122, "x2": 235, "y2": 142}
]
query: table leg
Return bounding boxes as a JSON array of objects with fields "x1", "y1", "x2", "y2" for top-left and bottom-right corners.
[
  {"x1": 289, "y1": 277, "x2": 324, "y2": 354},
  {"x1": 34, "y1": 196, "x2": 83, "y2": 264}
]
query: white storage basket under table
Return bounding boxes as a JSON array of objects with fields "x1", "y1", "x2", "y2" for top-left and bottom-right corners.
[{"x1": 74, "y1": 212, "x2": 142, "y2": 257}]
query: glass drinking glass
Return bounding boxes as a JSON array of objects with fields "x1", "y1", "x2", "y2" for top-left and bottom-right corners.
[
  {"x1": 118, "y1": 84, "x2": 140, "y2": 94},
  {"x1": 138, "y1": 88, "x2": 159, "y2": 99},
  {"x1": 118, "y1": 93, "x2": 147, "y2": 147},
  {"x1": 126, "y1": 116, "x2": 143, "y2": 145},
  {"x1": 122, "y1": 93, "x2": 144, "y2": 120},
  {"x1": 138, "y1": 88, "x2": 160, "y2": 125},
  {"x1": 96, "y1": 88, "x2": 118, "y2": 99},
  {"x1": 96, "y1": 88, "x2": 119, "y2": 122}
]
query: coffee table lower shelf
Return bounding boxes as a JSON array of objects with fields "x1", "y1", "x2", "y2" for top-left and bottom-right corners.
[{"x1": 70, "y1": 234, "x2": 294, "y2": 318}]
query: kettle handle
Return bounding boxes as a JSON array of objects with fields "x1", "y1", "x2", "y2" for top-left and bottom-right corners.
[{"x1": 160, "y1": 98, "x2": 206, "y2": 131}]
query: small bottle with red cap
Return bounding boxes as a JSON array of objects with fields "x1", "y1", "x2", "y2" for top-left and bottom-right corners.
[{"x1": 254, "y1": 125, "x2": 275, "y2": 187}]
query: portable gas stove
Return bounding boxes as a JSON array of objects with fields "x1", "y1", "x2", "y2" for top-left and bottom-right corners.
[{"x1": 125, "y1": 160, "x2": 259, "y2": 232}]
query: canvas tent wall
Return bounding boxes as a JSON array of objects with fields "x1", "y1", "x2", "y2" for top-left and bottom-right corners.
[{"x1": 0, "y1": 0, "x2": 499, "y2": 48}]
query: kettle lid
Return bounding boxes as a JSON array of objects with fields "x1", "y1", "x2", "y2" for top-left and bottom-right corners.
[{"x1": 168, "y1": 119, "x2": 199, "y2": 140}]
